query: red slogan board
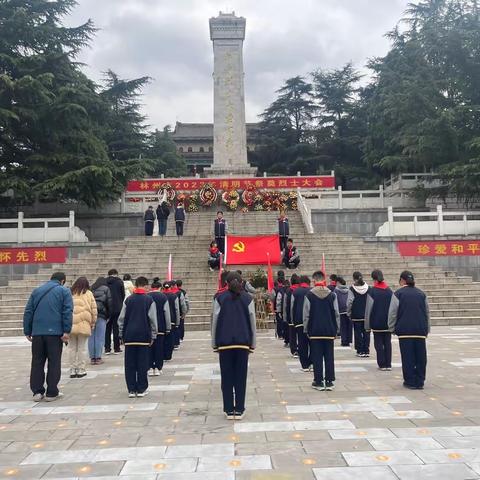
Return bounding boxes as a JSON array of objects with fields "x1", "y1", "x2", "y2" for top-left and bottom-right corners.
[
  {"x1": 0, "y1": 247, "x2": 67, "y2": 265},
  {"x1": 225, "y1": 235, "x2": 281, "y2": 265},
  {"x1": 127, "y1": 175, "x2": 335, "y2": 193},
  {"x1": 397, "y1": 241, "x2": 480, "y2": 257}
]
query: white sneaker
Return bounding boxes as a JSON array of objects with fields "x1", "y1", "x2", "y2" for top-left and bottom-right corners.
[
  {"x1": 302, "y1": 368, "x2": 310, "y2": 372},
  {"x1": 209, "y1": 267, "x2": 214, "y2": 272},
  {"x1": 154, "y1": 369, "x2": 161, "y2": 376},
  {"x1": 33, "y1": 393, "x2": 44, "y2": 402},
  {"x1": 128, "y1": 392, "x2": 136, "y2": 398},
  {"x1": 136, "y1": 390, "x2": 148, "y2": 398},
  {"x1": 44, "y1": 392, "x2": 64, "y2": 402},
  {"x1": 148, "y1": 369, "x2": 155, "y2": 377}
]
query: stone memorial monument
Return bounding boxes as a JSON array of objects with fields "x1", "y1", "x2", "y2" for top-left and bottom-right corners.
[{"x1": 205, "y1": 12, "x2": 257, "y2": 177}]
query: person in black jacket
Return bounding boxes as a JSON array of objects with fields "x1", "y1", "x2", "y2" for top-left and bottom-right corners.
[
  {"x1": 214, "y1": 211, "x2": 227, "y2": 254},
  {"x1": 148, "y1": 278, "x2": 171, "y2": 376},
  {"x1": 105, "y1": 269, "x2": 125, "y2": 355},
  {"x1": 157, "y1": 202, "x2": 170, "y2": 237},
  {"x1": 144, "y1": 206, "x2": 156, "y2": 236},
  {"x1": 212, "y1": 272, "x2": 256, "y2": 420},
  {"x1": 388, "y1": 271, "x2": 430, "y2": 390},
  {"x1": 303, "y1": 271, "x2": 340, "y2": 391},
  {"x1": 347, "y1": 272, "x2": 370, "y2": 357},
  {"x1": 284, "y1": 274, "x2": 300, "y2": 357},
  {"x1": 89, "y1": 277, "x2": 113, "y2": 365},
  {"x1": 118, "y1": 277, "x2": 157, "y2": 397},
  {"x1": 365, "y1": 270, "x2": 394, "y2": 370},
  {"x1": 283, "y1": 239, "x2": 300, "y2": 269},
  {"x1": 278, "y1": 211, "x2": 290, "y2": 254},
  {"x1": 290, "y1": 275, "x2": 312, "y2": 371},
  {"x1": 175, "y1": 202, "x2": 186, "y2": 237}
]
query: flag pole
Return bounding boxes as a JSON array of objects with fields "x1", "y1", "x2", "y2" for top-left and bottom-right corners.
[
  {"x1": 322, "y1": 252, "x2": 326, "y2": 278},
  {"x1": 167, "y1": 253, "x2": 173, "y2": 281},
  {"x1": 218, "y1": 253, "x2": 223, "y2": 290}
]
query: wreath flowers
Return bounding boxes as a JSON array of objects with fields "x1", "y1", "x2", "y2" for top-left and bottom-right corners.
[{"x1": 199, "y1": 183, "x2": 218, "y2": 206}]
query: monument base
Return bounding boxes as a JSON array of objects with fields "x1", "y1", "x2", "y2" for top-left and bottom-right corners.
[{"x1": 204, "y1": 166, "x2": 258, "y2": 178}]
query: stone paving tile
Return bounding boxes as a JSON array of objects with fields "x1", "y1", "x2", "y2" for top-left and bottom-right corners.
[
  {"x1": 368, "y1": 437, "x2": 443, "y2": 450},
  {"x1": 43, "y1": 461, "x2": 124, "y2": 478},
  {"x1": 414, "y1": 448, "x2": 480, "y2": 464},
  {"x1": 313, "y1": 466, "x2": 398, "y2": 480},
  {"x1": 342, "y1": 450, "x2": 423, "y2": 466},
  {"x1": 391, "y1": 463, "x2": 479, "y2": 479}
]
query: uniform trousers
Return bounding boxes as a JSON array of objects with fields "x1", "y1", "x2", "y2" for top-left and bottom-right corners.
[
  {"x1": 373, "y1": 331, "x2": 392, "y2": 369},
  {"x1": 310, "y1": 339, "x2": 335, "y2": 383},
  {"x1": 149, "y1": 335, "x2": 165, "y2": 371},
  {"x1": 218, "y1": 349, "x2": 249, "y2": 413},
  {"x1": 399, "y1": 338, "x2": 427, "y2": 388},
  {"x1": 124, "y1": 345, "x2": 149, "y2": 393}
]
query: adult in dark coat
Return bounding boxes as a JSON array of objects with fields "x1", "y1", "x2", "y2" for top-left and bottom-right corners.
[
  {"x1": 105, "y1": 269, "x2": 126, "y2": 354},
  {"x1": 156, "y1": 202, "x2": 170, "y2": 237},
  {"x1": 144, "y1": 207, "x2": 155, "y2": 236},
  {"x1": 175, "y1": 202, "x2": 186, "y2": 237}
]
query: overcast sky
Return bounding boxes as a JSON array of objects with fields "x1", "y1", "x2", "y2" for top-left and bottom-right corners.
[{"x1": 68, "y1": 0, "x2": 412, "y2": 129}]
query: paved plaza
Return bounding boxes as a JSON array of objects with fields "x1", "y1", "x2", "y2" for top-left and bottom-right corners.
[{"x1": 0, "y1": 326, "x2": 479, "y2": 479}]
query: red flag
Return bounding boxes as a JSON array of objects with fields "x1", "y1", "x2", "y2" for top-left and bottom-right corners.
[
  {"x1": 218, "y1": 253, "x2": 223, "y2": 289},
  {"x1": 322, "y1": 253, "x2": 326, "y2": 277},
  {"x1": 167, "y1": 254, "x2": 173, "y2": 281},
  {"x1": 224, "y1": 235, "x2": 281, "y2": 265},
  {"x1": 267, "y1": 252, "x2": 274, "y2": 292}
]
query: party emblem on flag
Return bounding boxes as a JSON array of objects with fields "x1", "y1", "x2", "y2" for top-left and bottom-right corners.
[{"x1": 232, "y1": 241, "x2": 245, "y2": 253}]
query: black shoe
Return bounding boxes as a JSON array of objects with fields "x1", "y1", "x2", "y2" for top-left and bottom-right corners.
[
  {"x1": 312, "y1": 381, "x2": 325, "y2": 391},
  {"x1": 234, "y1": 411, "x2": 245, "y2": 420},
  {"x1": 325, "y1": 381, "x2": 335, "y2": 391},
  {"x1": 69, "y1": 373, "x2": 77, "y2": 379},
  {"x1": 403, "y1": 382, "x2": 417, "y2": 389},
  {"x1": 77, "y1": 372, "x2": 87, "y2": 378},
  {"x1": 225, "y1": 412, "x2": 235, "y2": 420}
]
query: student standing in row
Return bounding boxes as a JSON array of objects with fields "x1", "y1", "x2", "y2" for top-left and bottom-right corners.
[
  {"x1": 212, "y1": 272, "x2": 256, "y2": 420},
  {"x1": 328, "y1": 274, "x2": 337, "y2": 292},
  {"x1": 365, "y1": 270, "x2": 393, "y2": 371},
  {"x1": 176, "y1": 280, "x2": 189, "y2": 342},
  {"x1": 175, "y1": 202, "x2": 186, "y2": 237},
  {"x1": 274, "y1": 271, "x2": 286, "y2": 340},
  {"x1": 291, "y1": 275, "x2": 312, "y2": 371},
  {"x1": 284, "y1": 274, "x2": 300, "y2": 357},
  {"x1": 214, "y1": 211, "x2": 227, "y2": 254},
  {"x1": 278, "y1": 210, "x2": 290, "y2": 254},
  {"x1": 303, "y1": 271, "x2": 340, "y2": 391},
  {"x1": 148, "y1": 278, "x2": 171, "y2": 377},
  {"x1": 89, "y1": 277, "x2": 112, "y2": 365},
  {"x1": 69, "y1": 277, "x2": 97, "y2": 378},
  {"x1": 388, "y1": 271, "x2": 430, "y2": 389},
  {"x1": 163, "y1": 281, "x2": 180, "y2": 361},
  {"x1": 347, "y1": 272, "x2": 370, "y2": 357},
  {"x1": 118, "y1": 277, "x2": 157, "y2": 398},
  {"x1": 335, "y1": 277, "x2": 352, "y2": 347},
  {"x1": 144, "y1": 206, "x2": 156, "y2": 236}
]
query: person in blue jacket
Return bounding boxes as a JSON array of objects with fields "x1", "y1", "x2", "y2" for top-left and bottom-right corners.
[
  {"x1": 175, "y1": 202, "x2": 186, "y2": 237},
  {"x1": 23, "y1": 272, "x2": 73, "y2": 402},
  {"x1": 212, "y1": 271, "x2": 256, "y2": 420},
  {"x1": 365, "y1": 270, "x2": 393, "y2": 371},
  {"x1": 388, "y1": 271, "x2": 430, "y2": 390},
  {"x1": 118, "y1": 277, "x2": 157, "y2": 398},
  {"x1": 303, "y1": 271, "x2": 340, "y2": 391}
]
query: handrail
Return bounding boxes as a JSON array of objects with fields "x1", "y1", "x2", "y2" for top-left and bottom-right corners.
[{"x1": 296, "y1": 188, "x2": 314, "y2": 234}]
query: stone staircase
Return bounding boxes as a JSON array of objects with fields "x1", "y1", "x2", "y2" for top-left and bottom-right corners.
[{"x1": 1, "y1": 209, "x2": 479, "y2": 336}]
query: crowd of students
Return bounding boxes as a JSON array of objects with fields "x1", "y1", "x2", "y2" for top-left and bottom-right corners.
[
  {"x1": 23, "y1": 270, "x2": 189, "y2": 401},
  {"x1": 272, "y1": 269, "x2": 430, "y2": 392}
]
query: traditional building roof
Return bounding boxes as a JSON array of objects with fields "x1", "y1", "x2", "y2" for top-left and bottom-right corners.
[{"x1": 172, "y1": 122, "x2": 260, "y2": 140}]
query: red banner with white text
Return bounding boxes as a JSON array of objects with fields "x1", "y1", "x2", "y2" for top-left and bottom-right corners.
[
  {"x1": 0, "y1": 247, "x2": 67, "y2": 265},
  {"x1": 397, "y1": 241, "x2": 480, "y2": 256},
  {"x1": 127, "y1": 175, "x2": 335, "y2": 193},
  {"x1": 225, "y1": 235, "x2": 282, "y2": 265}
]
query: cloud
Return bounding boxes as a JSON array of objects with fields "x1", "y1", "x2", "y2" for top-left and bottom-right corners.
[{"x1": 68, "y1": 0, "x2": 412, "y2": 129}]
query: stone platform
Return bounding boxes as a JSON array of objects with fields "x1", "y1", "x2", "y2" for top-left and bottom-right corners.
[{"x1": 0, "y1": 326, "x2": 479, "y2": 479}]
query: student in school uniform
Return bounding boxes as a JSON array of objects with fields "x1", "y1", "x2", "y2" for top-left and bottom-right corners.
[
  {"x1": 327, "y1": 274, "x2": 338, "y2": 292},
  {"x1": 175, "y1": 202, "x2": 186, "y2": 237},
  {"x1": 335, "y1": 277, "x2": 352, "y2": 347},
  {"x1": 281, "y1": 279, "x2": 291, "y2": 348},
  {"x1": 303, "y1": 271, "x2": 340, "y2": 391},
  {"x1": 144, "y1": 206, "x2": 156, "y2": 236},
  {"x1": 176, "y1": 280, "x2": 189, "y2": 342},
  {"x1": 284, "y1": 274, "x2": 300, "y2": 357},
  {"x1": 291, "y1": 275, "x2": 312, "y2": 371},
  {"x1": 283, "y1": 238, "x2": 300, "y2": 269},
  {"x1": 214, "y1": 211, "x2": 227, "y2": 254},
  {"x1": 118, "y1": 277, "x2": 157, "y2": 398},
  {"x1": 388, "y1": 271, "x2": 430, "y2": 390},
  {"x1": 347, "y1": 272, "x2": 370, "y2": 357},
  {"x1": 212, "y1": 272, "x2": 256, "y2": 420},
  {"x1": 162, "y1": 281, "x2": 180, "y2": 361},
  {"x1": 273, "y1": 271, "x2": 287, "y2": 342},
  {"x1": 148, "y1": 278, "x2": 171, "y2": 377},
  {"x1": 170, "y1": 280, "x2": 187, "y2": 349},
  {"x1": 278, "y1": 210, "x2": 290, "y2": 254},
  {"x1": 365, "y1": 270, "x2": 393, "y2": 371},
  {"x1": 208, "y1": 241, "x2": 222, "y2": 271}
]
